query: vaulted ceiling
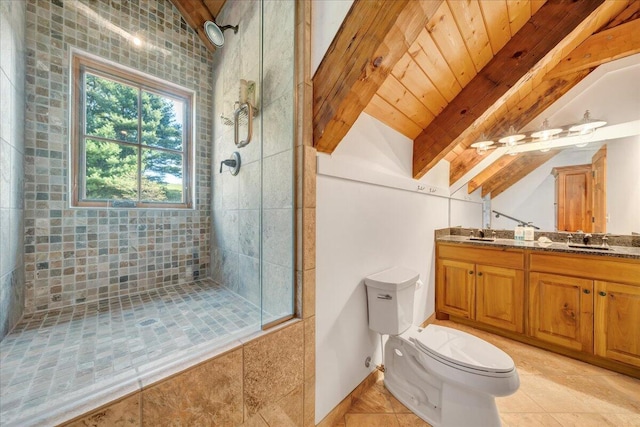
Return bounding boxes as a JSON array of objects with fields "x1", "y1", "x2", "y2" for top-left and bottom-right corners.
[
  {"x1": 313, "y1": 0, "x2": 640, "y2": 198},
  {"x1": 171, "y1": 0, "x2": 639, "y2": 198}
]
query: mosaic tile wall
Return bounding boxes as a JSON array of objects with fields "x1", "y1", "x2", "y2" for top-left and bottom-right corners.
[
  {"x1": 0, "y1": 0, "x2": 26, "y2": 339},
  {"x1": 211, "y1": 0, "x2": 295, "y2": 319},
  {"x1": 23, "y1": 0, "x2": 213, "y2": 313}
]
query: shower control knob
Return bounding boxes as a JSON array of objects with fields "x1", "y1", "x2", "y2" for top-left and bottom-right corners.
[{"x1": 219, "y1": 152, "x2": 241, "y2": 175}]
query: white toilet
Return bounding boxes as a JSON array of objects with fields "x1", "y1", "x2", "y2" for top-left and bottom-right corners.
[{"x1": 365, "y1": 267, "x2": 519, "y2": 427}]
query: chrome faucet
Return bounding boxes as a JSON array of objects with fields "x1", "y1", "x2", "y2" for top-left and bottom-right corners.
[
  {"x1": 602, "y1": 234, "x2": 609, "y2": 247},
  {"x1": 583, "y1": 233, "x2": 592, "y2": 245},
  {"x1": 566, "y1": 234, "x2": 573, "y2": 244},
  {"x1": 478, "y1": 229, "x2": 485, "y2": 238}
]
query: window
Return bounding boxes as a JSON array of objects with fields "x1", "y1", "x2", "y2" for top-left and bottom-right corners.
[{"x1": 71, "y1": 53, "x2": 193, "y2": 208}]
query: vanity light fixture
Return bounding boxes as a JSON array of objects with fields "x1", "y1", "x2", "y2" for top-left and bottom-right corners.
[
  {"x1": 531, "y1": 119, "x2": 563, "y2": 141},
  {"x1": 569, "y1": 110, "x2": 607, "y2": 134},
  {"x1": 470, "y1": 134, "x2": 495, "y2": 155},
  {"x1": 498, "y1": 126, "x2": 526, "y2": 147},
  {"x1": 483, "y1": 109, "x2": 609, "y2": 154},
  {"x1": 531, "y1": 119, "x2": 562, "y2": 152}
]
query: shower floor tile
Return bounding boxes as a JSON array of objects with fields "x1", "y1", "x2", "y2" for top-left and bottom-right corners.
[{"x1": 0, "y1": 279, "x2": 262, "y2": 426}]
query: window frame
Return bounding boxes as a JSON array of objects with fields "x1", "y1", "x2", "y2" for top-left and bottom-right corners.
[{"x1": 70, "y1": 52, "x2": 195, "y2": 209}]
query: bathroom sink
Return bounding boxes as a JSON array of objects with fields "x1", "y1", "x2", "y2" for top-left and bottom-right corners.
[
  {"x1": 567, "y1": 244, "x2": 611, "y2": 251},
  {"x1": 468, "y1": 237, "x2": 496, "y2": 242}
]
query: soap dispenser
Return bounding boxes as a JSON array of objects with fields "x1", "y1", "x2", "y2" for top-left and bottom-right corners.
[
  {"x1": 514, "y1": 225, "x2": 524, "y2": 241},
  {"x1": 524, "y1": 223, "x2": 535, "y2": 241}
]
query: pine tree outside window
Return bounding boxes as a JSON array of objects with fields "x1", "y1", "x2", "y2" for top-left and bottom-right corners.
[{"x1": 71, "y1": 52, "x2": 194, "y2": 208}]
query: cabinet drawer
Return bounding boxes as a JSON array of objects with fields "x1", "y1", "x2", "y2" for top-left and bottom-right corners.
[
  {"x1": 438, "y1": 244, "x2": 524, "y2": 269},
  {"x1": 530, "y1": 253, "x2": 640, "y2": 285}
]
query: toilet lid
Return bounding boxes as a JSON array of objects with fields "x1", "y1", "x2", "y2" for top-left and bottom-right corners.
[{"x1": 413, "y1": 325, "x2": 515, "y2": 374}]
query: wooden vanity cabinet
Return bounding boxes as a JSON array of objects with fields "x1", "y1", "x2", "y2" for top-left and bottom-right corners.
[
  {"x1": 528, "y1": 272, "x2": 594, "y2": 353},
  {"x1": 436, "y1": 243, "x2": 640, "y2": 375},
  {"x1": 437, "y1": 259, "x2": 475, "y2": 319},
  {"x1": 594, "y1": 281, "x2": 640, "y2": 367},
  {"x1": 436, "y1": 244, "x2": 525, "y2": 333},
  {"x1": 529, "y1": 253, "x2": 640, "y2": 369}
]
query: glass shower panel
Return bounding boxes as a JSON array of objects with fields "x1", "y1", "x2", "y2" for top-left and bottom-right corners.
[
  {"x1": 260, "y1": 0, "x2": 295, "y2": 326},
  {"x1": 211, "y1": 0, "x2": 264, "y2": 333}
]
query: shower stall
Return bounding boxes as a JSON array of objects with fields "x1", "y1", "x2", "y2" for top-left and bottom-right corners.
[
  {"x1": 0, "y1": 0, "x2": 295, "y2": 425},
  {"x1": 211, "y1": 0, "x2": 295, "y2": 329}
]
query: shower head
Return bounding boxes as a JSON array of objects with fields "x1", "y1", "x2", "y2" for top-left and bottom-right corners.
[{"x1": 204, "y1": 20, "x2": 239, "y2": 48}]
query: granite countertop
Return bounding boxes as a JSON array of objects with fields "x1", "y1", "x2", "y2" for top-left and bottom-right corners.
[{"x1": 437, "y1": 235, "x2": 640, "y2": 260}]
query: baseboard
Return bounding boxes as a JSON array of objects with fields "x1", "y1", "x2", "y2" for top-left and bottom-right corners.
[
  {"x1": 316, "y1": 369, "x2": 382, "y2": 427},
  {"x1": 419, "y1": 312, "x2": 436, "y2": 327}
]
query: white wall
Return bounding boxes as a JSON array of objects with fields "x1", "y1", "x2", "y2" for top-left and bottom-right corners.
[
  {"x1": 316, "y1": 114, "x2": 460, "y2": 422},
  {"x1": 310, "y1": 2, "x2": 475, "y2": 422},
  {"x1": 491, "y1": 147, "x2": 599, "y2": 231},
  {"x1": 607, "y1": 136, "x2": 640, "y2": 234}
]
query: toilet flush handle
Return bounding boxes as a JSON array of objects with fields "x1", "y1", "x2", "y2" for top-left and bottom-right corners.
[{"x1": 377, "y1": 294, "x2": 393, "y2": 300}]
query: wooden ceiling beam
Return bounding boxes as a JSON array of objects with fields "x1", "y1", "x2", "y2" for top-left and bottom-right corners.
[
  {"x1": 169, "y1": 0, "x2": 217, "y2": 52},
  {"x1": 601, "y1": 0, "x2": 639, "y2": 30},
  {"x1": 481, "y1": 151, "x2": 559, "y2": 199},
  {"x1": 203, "y1": 0, "x2": 226, "y2": 19},
  {"x1": 411, "y1": 0, "x2": 605, "y2": 180},
  {"x1": 448, "y1": 2, "x2": 635, "y2": 185},
  {"x1": 312, "y1": 0, "x2": 443, "y2": 154},
  {"x1": 546, "y1": 18, "x2": 640, "y2": 79},
  {"x1": 467, "y1": 154, "x2": 520, "y2": 194},
  {"x1": 450, "y1": 69, "x2": 589, "y2": 185}
]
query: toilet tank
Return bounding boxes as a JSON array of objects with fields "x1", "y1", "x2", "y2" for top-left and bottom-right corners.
[{"x1": 364, "y1": 267, "x2": 419, "y2": 335}]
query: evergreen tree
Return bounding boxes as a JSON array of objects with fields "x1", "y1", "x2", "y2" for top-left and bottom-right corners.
[{"x1": 83, "y1": 73, "x2": 184, "y2": 202}]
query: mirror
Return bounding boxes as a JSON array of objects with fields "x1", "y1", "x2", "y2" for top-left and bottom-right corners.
[
  {"x1": 452, "y1": 54, "x2": 640, "y2": 235},
  {"x1": 489, "y1": 137, "x2": 640, "y2": 235}
]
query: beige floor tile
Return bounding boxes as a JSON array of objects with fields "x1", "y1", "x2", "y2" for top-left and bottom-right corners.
[
  {"x1": 396, "y1": 413, "x2": 432, "y2": 426},
  {"x1": 388, "y1": 393, "x2": 412, "y2": 414},
  {"x1": 500, "y1": 413, "x2": 563, "y2": 426},
  {"x1": 344, "y1": 413, "x2": 400, "y2": 427},
  {"x1": 518, "y1": 375, "x2": 596, "y2": 413},
  {"x1": 609, "y1": 413, "x2": 640, "y2": 426},
  {"x1": 545, "y1": 375, "x2": 640, "y2": 414},
  {"x1": 241, "y1": 414, "x2": 270, "y2": 427},
  {"x1": 333, "y1": 321, "x2": 640, "y2": 427},
  {"x1": 496, "y1": 389, "x2": 545, "y2": 413},
  {"x1": 348, "y1": 383, "x2": 394, "y2": 414},
  {"x1": 550, "y1": 412, "x2": 640, "y2": 427}
]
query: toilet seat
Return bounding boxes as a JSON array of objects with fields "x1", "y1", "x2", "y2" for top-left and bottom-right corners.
[{"x1": 406, "y1": 325, "x2": 515, "y2": 377}]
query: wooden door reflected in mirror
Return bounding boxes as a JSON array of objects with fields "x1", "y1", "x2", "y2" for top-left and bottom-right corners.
[{"x1": 553, "y1": 145, "x2": 607, "y2": 233}]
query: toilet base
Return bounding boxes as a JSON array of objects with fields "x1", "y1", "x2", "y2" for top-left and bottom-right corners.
[{"x1": 384, "y1": 335, "x2": 503, "y2": 427}]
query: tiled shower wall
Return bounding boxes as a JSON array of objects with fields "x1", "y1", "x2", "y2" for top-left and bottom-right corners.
[
  {"x1": 0, "y1": 0, "x2": 26, "y2": 338},
  {"x1": 23, "y1": 0, "x2": 213, "y2": 313},
  {"x1": 211, "y1": 0, "x2": 295, "y2": 318}
]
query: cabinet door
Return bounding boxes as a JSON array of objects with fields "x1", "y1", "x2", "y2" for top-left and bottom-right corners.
[
  {"x1": 594, "y1": 281, "x2": 640, "y2": 368},
  {"x1": 476, "y1": 265, "x2": 524, "y2": 333},
  {"x1": 437, "y1": 259, "x2": 475, "y2": 319},
  {"x1": 529, "y1": 272, "x2": 594, "y2": 352}
]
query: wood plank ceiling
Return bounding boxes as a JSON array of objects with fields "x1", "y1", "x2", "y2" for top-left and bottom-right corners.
[{"x1": 313, "y1": 0, "x2": 640, "y2": 198}]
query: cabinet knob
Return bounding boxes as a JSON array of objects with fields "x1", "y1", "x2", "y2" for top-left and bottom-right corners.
[
  {"x1": 598, "y1": 291, "x2": 607, "y2": 297},
  {"x1": 583, "y1": 289, "x2": 591, "y2": 294},
  {"x1": 469, "y1": 271, "x2": 474, "y2": 275},
  {"x1": 477, "y1": 272, "x2": 483, "y2": 277}
]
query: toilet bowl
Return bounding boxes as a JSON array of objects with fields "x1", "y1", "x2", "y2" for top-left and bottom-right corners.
[
  {"x1": 384, "y1": 325, "x2": 519, "y2": 426},
  {"x1": 364, "y1": 267, "x2": 519, "y2": 427}
]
